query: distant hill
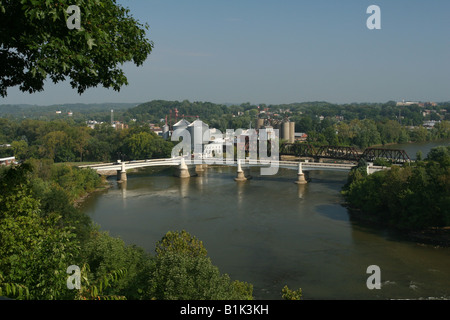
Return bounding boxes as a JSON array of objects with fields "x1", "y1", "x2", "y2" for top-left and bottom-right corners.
[
  {"x1": 123, "y1": 100, "x2": 231, "y2": 123},
  {"x1": 0, "y1": 102, "x2": 140, "y2": 119}
]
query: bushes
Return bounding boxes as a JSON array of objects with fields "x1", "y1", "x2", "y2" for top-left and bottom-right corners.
[
  {"x1": 342, "y1": 146, "x2": 450, "y2": 230},
  {"x1": 79, "y1": 230, "x2": 153, "y2": 300},
  {"x1": 146, "y1": 230, "x2": 253, "y2": 300},
  {"x1": 77, "y1": 230, "x2": 254, "y2": 300},
  {"x1": 50, "y1": 164, "x2": 103, "y2": 202}
]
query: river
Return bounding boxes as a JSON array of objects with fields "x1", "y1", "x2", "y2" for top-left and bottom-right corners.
[
  {"x1": 81, "y1": 141, "x2": 450, "y2": 300},
  {"x1": 383, "y1": 140, "x2": 450, "y2": 160}
]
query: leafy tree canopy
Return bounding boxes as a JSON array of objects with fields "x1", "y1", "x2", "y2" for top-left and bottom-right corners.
[{"x1": 0, "y1": 0, "x2": 153, "y2": 97}]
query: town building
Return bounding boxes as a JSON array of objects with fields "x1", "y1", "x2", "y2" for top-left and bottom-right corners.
[{"x1": 0, "y1": 156, "x2": 16, "y2": 166}]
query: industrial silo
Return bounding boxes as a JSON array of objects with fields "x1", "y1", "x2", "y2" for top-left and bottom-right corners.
[
  {"x1": 289, "y1": 122, "x2": 295, "y2": 143},
  {"x1": 188, "y1": 119, "x2": 210, "y2": 151},
  {"x1": 282, "y1": 121, "x2": 290, "y2": 142},
  {"x1": 173, "y1": 119, "x2": 190, "y2": 132},
  {"x1": 257, "y1": 118, "x2": 264, "y2": 130},
  {"x1": 162, "y1": 124, "x2": 170, "y2": 140}
]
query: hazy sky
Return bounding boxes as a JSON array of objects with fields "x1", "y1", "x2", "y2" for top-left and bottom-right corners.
[{"x1": 2, "y1": 0, "x2": 450, "y2": 106}]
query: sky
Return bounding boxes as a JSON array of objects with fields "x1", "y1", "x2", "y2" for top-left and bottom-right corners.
[{"x1": 2, "y1": 0, "x2": 450, "y2": 106}]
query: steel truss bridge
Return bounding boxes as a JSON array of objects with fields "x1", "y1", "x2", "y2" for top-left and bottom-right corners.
[{"x1": 279, "y1": 143, "x2": 411, "y2": 163}]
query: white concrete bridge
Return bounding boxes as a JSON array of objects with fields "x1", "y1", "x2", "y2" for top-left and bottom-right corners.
[{"x1": 79, "y1": 157, "x2": 388, "y2": 184}]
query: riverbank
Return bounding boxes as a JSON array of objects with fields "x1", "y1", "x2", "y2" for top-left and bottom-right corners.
[
  {"x1": 73, "y1": 177, "x2": 112, "y2": 209},
  {"x1": 407, "y1": 227, "x2": 450, "y2": 248},
  {"x1": 346, "y1": 207, "x2": 450, "y2": 248}
]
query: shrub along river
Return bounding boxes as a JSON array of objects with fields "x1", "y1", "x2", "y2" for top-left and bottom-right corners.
[{"x1": 81, "y1": 141, "x2": 450, "y2": 300}]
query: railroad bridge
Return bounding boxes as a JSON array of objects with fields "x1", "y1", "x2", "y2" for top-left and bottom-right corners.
[{"x1": 279, "y1": 143, "x2": 411, "y2": 164}]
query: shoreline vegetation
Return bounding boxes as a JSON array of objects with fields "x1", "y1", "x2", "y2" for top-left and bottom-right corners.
[
  {"x1": 341, "y1": 145, "x2": 450, "y2": 248},
  {"x1": 72, "y1": 179, "x2": 111, "y2": 209}
]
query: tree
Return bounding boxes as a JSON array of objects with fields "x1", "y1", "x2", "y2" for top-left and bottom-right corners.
[
  {"x1": 0, "y1": 164, "x2": 80, "y2": 299},
  {"x1": 68, "y1": 126, "x2": 92, "y2": 162},
  {"x1": 342, "y1": 146, "x2": 450, "y2": 230},
  {"x1": 0, "y1": 212, "x2": 80, "y2": 299},
  {"x1": 0, "y1": 0, "x2": 153, "y2": 97},
  {"x1": 11, "y1": 140, "x2": 29, "y2": 160},
  {"x1": 155, "y1": 230, "x2": 207, "y2": 258},
  {"x1": 426, "y1": 146, "x2": 450, "y2": 164},
  {"x1": 40, "y1": 130, "x2": 73, "y2": 162},
  {"x1": 379, "y1": 120, "x2": 402, "y2": 144},
  {"x1": 79, "y1": 230, "x2": 152, "y2": 300},
  {"x1": 0, "y1": 163, "x2": 40, "y2": 219},
  {"x1": 410, "y1": 126, "x2": 429, "y2": 142},
  {"x1": 146, "y1": 231, "x2": 253, "y2": 300},
  {"x1": 124, "y1": 131, "x2": 172, "y2": 160},
  {"x1": 281, "y1": 285, "x2": 302, "y2": 300}
]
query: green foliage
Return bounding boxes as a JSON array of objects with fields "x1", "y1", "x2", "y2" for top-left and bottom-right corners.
[
  {"x1": 146, "y1": 231, "x2": 253, "y2": 300},
  {"x1": 0, "y1": 118, "x2": 174, "y2": 163},
  {"x1": 373, "y1": 158, "x2": 392, "y2": 167},
  {"x1": 426, "y1": 146, "x2": 450, "y2": 166},
  {"x1": 75, "y1": 264, "x2": 127, "y2": 300},
  {"x1": 79, "y1": 230, "x2": 153, "y2": 299},
  {"x1": 0, "y1": 273, "x2": 30, "y2": 300},
  {"x1": 123, "y1": 130, "x2": 172, "y2": 160},
  {"x1": 0, "y1": 211, "x2": 80, "y2": 299},
  {"x1": 155, "y1": 230, "x2": 208, "y2": 258},
  {"x1": 0, "y1": 0, "x2": 153, "y2": 97},
  {"x1": 147, "y1": 252, "x2": 252, "y2": 300},
  {"x1": 10, "y1": 140, "x2": 28, "y2": 160},
  {"x1": 281, "y1": 285, "x2": 303, "y2": 300},
  {"x1": 0, "y1": 163, "x2": 41, "y2": 219},
  {"x1": 343, "y1": 146, "x2": 450, "y2": 230},
  {"x1": 50, "y1": 164, "x2": 103, "y2": 202}
]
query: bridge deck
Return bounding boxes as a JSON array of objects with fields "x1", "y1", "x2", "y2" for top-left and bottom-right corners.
[{"x1": 79, "y1": 158, "x2": 388, "y2": 174}]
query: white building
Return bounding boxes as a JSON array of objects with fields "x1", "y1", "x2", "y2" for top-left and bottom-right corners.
[
  {"x1": 202, "y1": 141, "x2": 224, "y2": 158},
  {"x1": 0, "y1": 157, "x2": 16, "y2": 166}
]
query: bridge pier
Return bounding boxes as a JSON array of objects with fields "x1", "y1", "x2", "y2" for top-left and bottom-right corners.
[
  {"x1": 234, "y1": 160, "x2": 247, "y2": 182},
  {"x1": 294, "y1": 162, "x2": 307, "y2": 185},
  {"x1": 117, "y1": 161, "x2": 127, "y2": 183},
  {"x1": 177, "y1": 158, "x2": 191, "y2": 178},
  {"x1": 195, "y1": 164, "x2": 208, "y2": 172}
]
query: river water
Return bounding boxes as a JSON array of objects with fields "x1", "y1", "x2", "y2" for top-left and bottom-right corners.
[
  {"x1": 383, "y1": 140, "x2": 450, "y2": 160},
  {"x1": 82, "y1": 142, "x2": 450, "y2": 300}
]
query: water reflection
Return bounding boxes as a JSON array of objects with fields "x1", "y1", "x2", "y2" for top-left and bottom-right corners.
[
  {"x1": 297, "y1": 184, "x2": 306, "y2": 199},
  {"x1": 236, "y1": 179, "x2": 245, "y2": 208},
  {"x1": 179, "y1": 177, "x2": 189, "y2": 199},
  {"x1": 119, "y1": 181, "x2": 127, "y2": 210},
  {"x1": 195, "y1": 172, "x2": 205, "y2": 192}
]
